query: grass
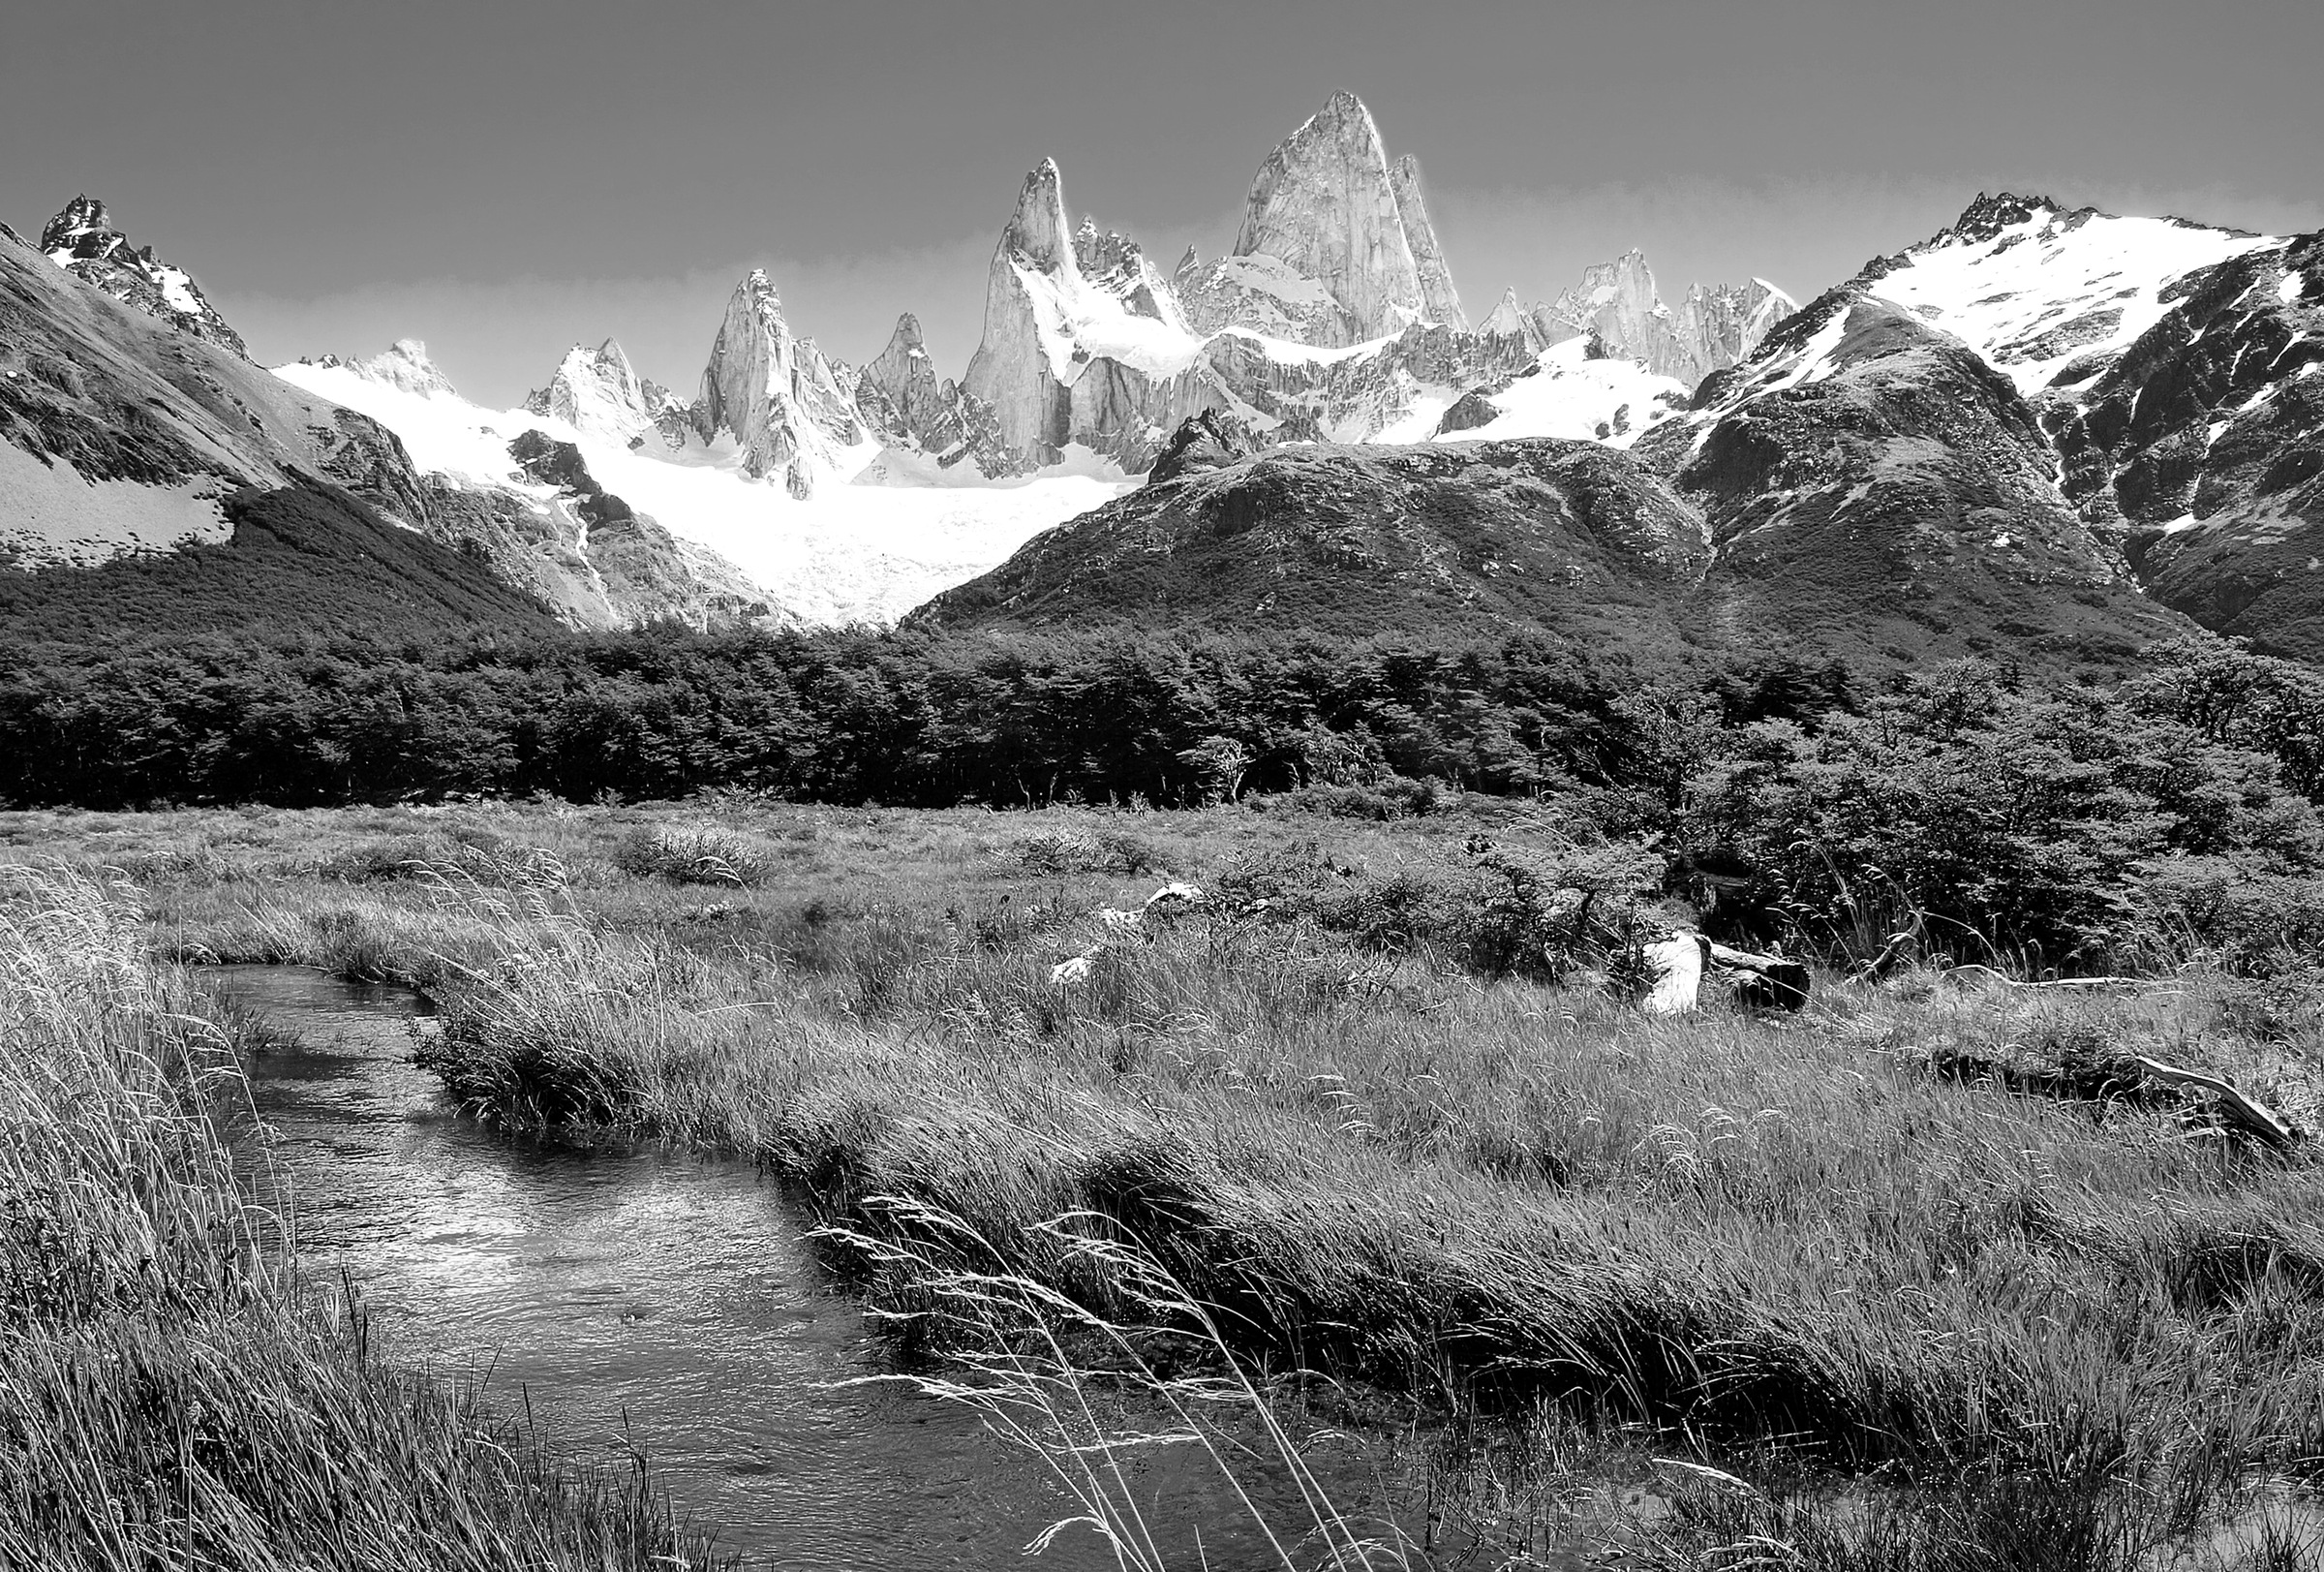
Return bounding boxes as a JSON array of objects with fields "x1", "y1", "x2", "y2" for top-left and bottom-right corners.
[
  {"x1": 0, "y1": 863, "x2": 729, "y2": 1571},
  {"x1": 5, "y1": 797, "x2": 2323, "y2": 1567}
]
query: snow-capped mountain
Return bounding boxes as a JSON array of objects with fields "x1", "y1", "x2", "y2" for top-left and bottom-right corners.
[
  {"x1": 1636, "y1": 192, "x2": 2324, "y2": 654},
  {"x1": 1182, "y1": 91, "x2": 1466, "y2": 344},
  {"x1": 10, "y1": 100, "x2": 1800, "y2": 632},
  {"x1": 949, "y1": 93, "x2": 1715, "y2": 473},
  {"x1": 277, "y1": 335, "x2": 1124, "y2": 627},
  {"x1": 38, "y1": 196, "x2": 249, "y2": 359},
  {"x1": 0, "y1": 213, "x2": 441, "y2": 570},
  {"x1": 45, "y1": 131, "x2": 2318, "y2": 663},
  {"x1": 693, "y1": 268, "x2": 870, "y2": 498},
  {"x1": 523, "y1": 339, "x2": 687, "y2": 446}
]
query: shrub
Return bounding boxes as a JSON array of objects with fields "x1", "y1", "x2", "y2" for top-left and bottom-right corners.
[
  {"x1": 1011, "y1": 827, "x2": 1162, "y2": 876},
  {"x1": 613, "y1": 824, "x2": 771, "y2": 887}
]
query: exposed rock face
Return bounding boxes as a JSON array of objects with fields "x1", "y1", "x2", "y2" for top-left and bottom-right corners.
[
  {"x1": 853, "y1": 312, "x2": 1022, "y2": 476},
  {"x1": 2043, "y1": 231, "x2": 2324, "y2": 654},
  {"x1": 1479, "y1": 288, "x2": 1549, "y2": 354},
  {"x1": 39, "y1": 196, "x2": 249, "y2": 359},
  {"x1": 694, "y1": 268, "x2": 866, "y2": 497},
  {"x1": 1390, "y1": 155, "x2": 1466, "y2": 331},
  {"x1": 1172, "y1": 94, "x2": 1465, "y2": 349},
  {"x1": 958, "y1": 96, "x2": 1538, "y2": 473},
  {"x1": 961, "y1": 160, "x2": 1218, "y2": 472},
  {"x1": 523, "y1": 338, "x2": 684, "y2": 445},
  {"x1": 1533, "y1": 253, "x2": 1794, "y2": 386},
  {"x1": 1226, "y1": 91, "x2": 1438, "y2": 346},
  {"x1": 0, "y1": 219, "x2": 439, "y2": 566}
]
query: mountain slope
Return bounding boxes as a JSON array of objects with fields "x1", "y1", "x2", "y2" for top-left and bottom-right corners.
[
  {"x1": 0, "y1": 215, "x2": 431, "y2": 569},
  {"x1": 910, "y1": 425, "x2": 1710, "y2": 647},
  {"x1": 0, "y1": 481, "x2": 564, "y2": 647},
  {"x1": 1633, "y1": 291, "x2": 2186, "y2": 664}
]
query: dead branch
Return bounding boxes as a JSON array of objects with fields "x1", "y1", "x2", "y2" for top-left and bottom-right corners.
[{"x1": 2134, "y1": 1055, "x2": 2300, "y2": 1147}]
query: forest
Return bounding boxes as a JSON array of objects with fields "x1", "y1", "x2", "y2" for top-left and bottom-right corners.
[{"x1": 8, "y1": 623, "x2": 2324, "y2": 970}]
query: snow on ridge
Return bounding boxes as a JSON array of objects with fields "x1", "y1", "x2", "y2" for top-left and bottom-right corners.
[
  {"x1": 1868, "y1": 202, "x2": 2283, "y2": 395},
  {"x1": 1436, "y1": 337, "x2": 1690, "y2": 448},
  {"x1": 1010, "y1": 259, "x2": 1208, "y2": 381}
]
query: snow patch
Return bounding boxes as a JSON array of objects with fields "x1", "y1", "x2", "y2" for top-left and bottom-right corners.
[
  {"x1": 0, "y1": 443, "x2": 233, "y2": 568},
  {"x1": 1436, "y1": 338, "x2": 1689, "y2": 448},
  {"x1": 1866, "y1": 204, "x2": 2282, "y2": 395}
]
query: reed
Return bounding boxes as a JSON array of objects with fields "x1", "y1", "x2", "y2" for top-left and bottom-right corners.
[{"x1": 0, "y1": 865, "x2": 728, "y2": 1571}]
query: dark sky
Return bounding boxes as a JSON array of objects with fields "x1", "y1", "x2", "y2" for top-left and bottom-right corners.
[{"x1": 7, "y1": 0, "x2": 2317, "y2": 405}]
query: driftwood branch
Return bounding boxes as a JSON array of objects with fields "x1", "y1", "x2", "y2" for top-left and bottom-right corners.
[
  {"x1": 2134, "y1": 1055, "x2": 2300, "y2": 1147},
  {"x1": 1947, "y1": 965, "x2": 2163, "y2": 992}
]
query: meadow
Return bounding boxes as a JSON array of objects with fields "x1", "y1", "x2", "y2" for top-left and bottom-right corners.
[{"x1": 4, "y1": 791, "x2": 2321, "y2": 1569}]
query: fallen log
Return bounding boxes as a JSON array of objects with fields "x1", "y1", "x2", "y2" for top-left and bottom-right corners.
[
  {"x1": 2134, "y1": 1055, "x2": 2300, "y2": 1147},
  {"x1": 1643, "y1": 934, "x2": 1707, "y2": 1015},
  {"x1": 1706, "y1": 941, "x2": 1812, "y2": 1011}
]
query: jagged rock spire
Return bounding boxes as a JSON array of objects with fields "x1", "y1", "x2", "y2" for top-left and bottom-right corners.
[
  {"x1": 695, "y1": 268, "x2": 864, "y2": 497},
  {"x1": 1390, "y1": 154, "x2": 1465, "y2": 331},
  {"x1": 38, "y1": 194, "x2": 249, "y2": 358},
  {"x1": 524, "y1": 337, "x2": 683, "y2": 441}
]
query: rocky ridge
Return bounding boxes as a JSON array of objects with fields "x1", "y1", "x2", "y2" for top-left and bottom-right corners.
[
  {"x1": 692, "y1": 268, "x2": 868, "y2": 497},
  {"x1": 39, "y1": 196, "x2": 250, "y2": 359},
  {"x1": 523, "y1": 339, "x2": 688, "y2": 447}
]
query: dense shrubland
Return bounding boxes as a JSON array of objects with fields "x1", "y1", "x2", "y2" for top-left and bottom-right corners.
[{"x1": 10, "y1": 625, "x2": 2324, "y2": 974}]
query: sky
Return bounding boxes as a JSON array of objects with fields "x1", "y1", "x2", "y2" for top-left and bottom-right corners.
[{"x1": 6, "y1": 0, "x2": 2318, "y2": 408}]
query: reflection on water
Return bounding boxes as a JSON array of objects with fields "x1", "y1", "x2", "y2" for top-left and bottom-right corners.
[{"x1": 209, "y1": 965, "x2": 1417, "y2": 1570}]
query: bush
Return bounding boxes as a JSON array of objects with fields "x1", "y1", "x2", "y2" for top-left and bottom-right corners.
[
  {"x1": 1011, "y1": 827, "x2": 1162, "y2": 876},
  {"x1": 613, "y1": 824, "x2": 771, "y2": 887},
  {"x1": 1680, "y1": 664, "x2": 2324, "y2": 969}
]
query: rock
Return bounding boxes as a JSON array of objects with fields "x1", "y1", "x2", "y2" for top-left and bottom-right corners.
[
  {"x1": 693, "y1": 268, "x2": 866, "y2": 497},
  {"x1": 1390, "y1": 154, "x2": 1467, "y2": 331},
  {"x1": 39, "y1": 196, "x2": 250, "y2": 359},
  {"x1": 1479, "y1": 288, "x2": 1549, "y2": 354},
  {"x1": 304, "y1": 338, "x2": 458, "y2": 398},
  {"x1": 1230, "y1": 90, "x2": 1439, "y2": 346},
  {"x1": 961, "y1": 159, "x2": 1218, "y2": 472},
  {"x1": 1542, "y1": 253, "x2": 1795, "y2": 387},
  {"x1": 1147, "y1": 410, "x2": 1259, "y2": 484},
  {"x1": 523, "y1": 338, "x2": 684, "y2": 444}
]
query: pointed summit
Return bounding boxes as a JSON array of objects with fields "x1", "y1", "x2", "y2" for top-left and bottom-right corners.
[
  {"x1": 1542, "y1": 254, "x2": 1793, "y2": 386},
  {"x1": 524, "y1": 337, "x2": 681, "y2": 442},
  {"x1": 1198, "y1": 91, "x2": 1462, "y2": 345},
  {"x1": 38, "y1": 194, "x2": 249, "y2": 357},
  {"x1": 1479, "y1": 287, "x2": 1544, "y2": 352},
  {"x1": 1001, "y1": 159, "x2": 1073, "y2": 274},
  {"x1": 695, "y1": 267, "x2": 865, "y2": 496},
  {"x1": 307, "y1": 338, "x2": 455, "y2": 397},
  {"x1": 1389, "y1": 154, "x2": 1465, "y2": 331}
]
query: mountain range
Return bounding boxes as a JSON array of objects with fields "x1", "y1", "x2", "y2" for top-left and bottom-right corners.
[{"x1": 4, "y1": 92, "x2": 2319, "y2": 669}]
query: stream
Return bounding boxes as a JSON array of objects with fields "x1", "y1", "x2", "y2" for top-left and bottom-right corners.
[{"x1": 209, "y1": 965, "x2": 1433, "y2": 1570}]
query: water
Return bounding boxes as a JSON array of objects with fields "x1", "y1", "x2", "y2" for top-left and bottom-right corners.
[{"x1": 209, "y1": 966, "x2": 1422, "y2": 1570}]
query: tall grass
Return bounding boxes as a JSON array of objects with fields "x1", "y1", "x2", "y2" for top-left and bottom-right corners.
[
  {"x1": 17, "y1": 802, "x2": 2324, "y2": 1566},
  {"x1": 0, "y1": 866, "x2": 727, "y2": 1571},
  {"x1": 383, "y1": 863, "x2": 2324, "y2": 1557}
]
